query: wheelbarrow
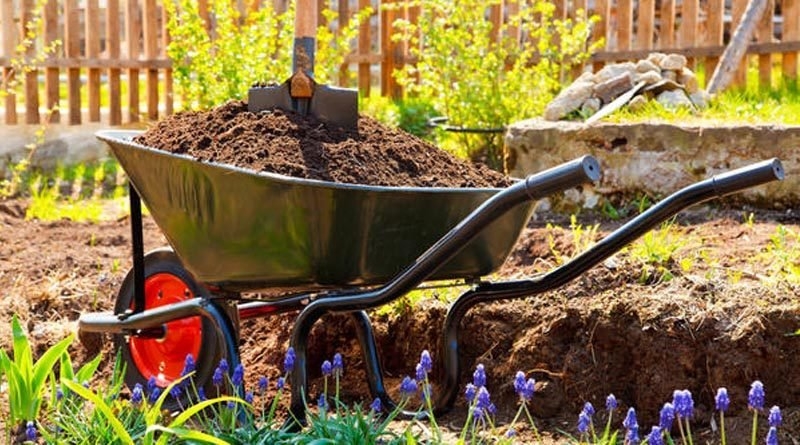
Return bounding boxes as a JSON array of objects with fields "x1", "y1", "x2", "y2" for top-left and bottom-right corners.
[{"x1": 78, "y1": 130, "x2": 784, "y2": 424}]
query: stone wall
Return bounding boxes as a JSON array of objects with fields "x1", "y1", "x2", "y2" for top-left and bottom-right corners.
[{"x1": 504, "y1": 119, "x2": 800, "y2": 209}]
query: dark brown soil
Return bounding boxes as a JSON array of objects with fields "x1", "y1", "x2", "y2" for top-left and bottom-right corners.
[
  {"x1": 133, "y1": 100, "x2": 511, "y2": 188},
  {"x1": 3, "y1": 198, "x2": 800, "y2": 444}
]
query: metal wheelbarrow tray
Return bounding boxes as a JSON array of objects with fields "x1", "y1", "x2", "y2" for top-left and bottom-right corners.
[
  {"x1": 79, "y1": 129, "x2": 784, "y2": 426},
  {"x1": 96, "y1": 130, "x2": 537, "y2": 292}
]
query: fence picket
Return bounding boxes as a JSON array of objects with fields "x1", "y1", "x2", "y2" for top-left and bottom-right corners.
[
  {"x1": 143, "y1": 0, "x2": 158, "y2": 120},
  {"x1": 682, "y1": 0, "x2": 699, "y2": 68},
  {"x1": 357, "y1": 0, "x2": 371, "y2": 95},
  {"x1": 65, "y1": 0, "x2": 81, "y2": 124},
  {"x1": 638, "y1": 0, "x2": 655, "y2": 50},
  {"x1": 705, "y1": 0, "x2": 725, "y2": 79},
  {"x1": 618, "y1": 0, "x2": 633, "y2": 52},
  {"x1": 108, "y1": 0, "x2": 122, "y2": 125},
  {"x1": 784, "y1": 0, "x2": 799, "y2": 82},
  {"x1": 758, "y1": 0, "x2": 775, "y2": 89},
  {"x1": 44, "y1": 0, "x2": 59, "y2": 123},
  {"x1": 21, "y1": 0, "x2": 39, "y2": 124},
  {"x1": 127, "y1": 0, "x2": 141, "y2": 123},
  {"x1": 1, "y1": 0, "x2": 16, "y2": 124},
  {"x1": 732, "y1": 0, "x2": 748, "y2": 87},
  {"x1": 162, "y1": 3, "x2": 173, "y2": 115},
  {"x1": 86, "y1": 0, "x2": 102, "y2": 122},
  {"x1": 661, "y1": 0, "x2": 676, "y2": 47}
]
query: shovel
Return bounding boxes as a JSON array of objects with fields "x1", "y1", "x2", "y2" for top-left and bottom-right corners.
[{"x1": 247, "y1": 0, "x2": 358, "y2": 129}]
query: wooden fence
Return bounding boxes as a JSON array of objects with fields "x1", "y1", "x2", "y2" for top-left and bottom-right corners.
[{"x1": 0, "y1": 0, "x2": 798, "y2": 126}]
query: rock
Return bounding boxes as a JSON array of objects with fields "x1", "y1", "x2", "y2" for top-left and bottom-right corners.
[
  {"x1": 593, "y1": 72, "x2": 634, "y2": 104},
  {"x1": 656, "y1": 89, "x2": 694, "y2": 108},
  {"x1": 628, "y1": 94, "x2": 649, "y2": 112},
  {"x1": 659, "y1": 53, "x2": 687, "y2": 71},
  {"x1": 636, "y1": 70, "x2": 663, "y2": 85},
  {"x1": 581, "y1": 97, "x2": 602, "y2": 115},
  {"x1": 544, "y1": 81, "x2": 595, "y2": 121},
  {"x1": 662, "y1": 69, "x2": 678, "y2": 82},
  {"x1": 576, "y1": 70, "x2": 596, "y2": 83},
  {"x1": 594, "y1": 62, "x2": 636, "y2": 83},
  {"x1": 636, "y1": 59, "x2": 660, "y2": 73},
  {"x1": 689, "y1": 90, "x2": 711, "y2": 109},
  {"x1": 679, "y1": 67, "x2": 700, "y2": 93},
  {"x1": 647, "y1": 52, "x2": 667, "y2": 66}
]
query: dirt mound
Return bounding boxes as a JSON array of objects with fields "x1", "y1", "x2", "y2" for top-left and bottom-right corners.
[{"x1": 133, "y1": 100, "x2": 510, "y2": 188}]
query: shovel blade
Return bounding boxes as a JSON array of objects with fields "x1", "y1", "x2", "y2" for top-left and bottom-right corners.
[
  {"x1": 248, "y1": 83, "x2": 292, "y2": 113},
  {"x1": 310, "y1": 85, "x2": 358, "y2": 129}
]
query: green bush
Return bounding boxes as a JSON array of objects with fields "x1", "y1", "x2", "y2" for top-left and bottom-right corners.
[
  {"x1": 164, "y1": 0, "x2": 370, "y2": 110},
  {"x1": 391, "y1": 0, "x2": 601, "y2": 170}
]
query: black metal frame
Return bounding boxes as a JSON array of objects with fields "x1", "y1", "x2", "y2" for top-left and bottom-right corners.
[{"x1": 78, "y1": 157, "x2": 783, "y2": 427}]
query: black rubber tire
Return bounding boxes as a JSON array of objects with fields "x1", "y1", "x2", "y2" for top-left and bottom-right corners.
[{"x1": 113, "y1": 248, "x2": 231, "y2": 405}]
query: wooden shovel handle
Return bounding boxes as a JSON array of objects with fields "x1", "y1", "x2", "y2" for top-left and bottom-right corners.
[{"x1": 295, "y1": 0, "x2": 317, "y2": 39}]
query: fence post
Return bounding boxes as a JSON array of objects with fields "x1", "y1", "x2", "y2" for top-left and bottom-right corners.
[
  {"x1": 143, "y1": 0, "x2": 158, "y2": 121},
  {"x1": 660, "y1": 0, "x2": 676, "y2": 47},
  {"x1": 757, "y1": 0, "x2": 775, "y2": 90},
  {"x1": 162, "y1": 2, "x2": 173, "y2": 116},
  {"x1": 705, "y1": 0, "x2": 725, "y2": 80},
  {"x1": 682, "y1": 0, "x2": 699, "y2": 68},
  {"x1": 618, "y1": 0, "x2": 633, "y2": 51}
]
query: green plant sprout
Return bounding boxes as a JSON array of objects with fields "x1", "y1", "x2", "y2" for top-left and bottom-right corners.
[
  {"x1": 625, "y1": 220, "x2": 687, "y2": 284},
  {"x1": 0, "y1": 315, "x2": 73, "y2": 429},
  {"x1": 547, "y1": 214, "x2": 600, "y2": 265}
]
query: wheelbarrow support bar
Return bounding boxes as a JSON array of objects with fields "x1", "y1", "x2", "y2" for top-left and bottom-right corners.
[
  {"x1": 434, "y1": 158, "x2": 784, "y2": 413},
  {"x1": 287, "y1": 155, "x2": 601, "y2": 422}
]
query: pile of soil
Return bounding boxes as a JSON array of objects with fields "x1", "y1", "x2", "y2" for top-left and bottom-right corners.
[{"x1": 134, "y1": 100, "x2": 511, "y2": 188}]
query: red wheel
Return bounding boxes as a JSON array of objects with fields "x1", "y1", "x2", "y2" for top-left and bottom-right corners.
[
  {"x1": 127, "y1": 273, "x2": 203, "y2": 387},
  {"x1": 114, "y1": 249, "x2": 226, "y2": 400}
]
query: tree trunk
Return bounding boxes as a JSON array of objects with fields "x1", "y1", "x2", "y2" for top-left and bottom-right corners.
[{"x1": 706, "y1": 0, "x2": 768, "y2": 94}]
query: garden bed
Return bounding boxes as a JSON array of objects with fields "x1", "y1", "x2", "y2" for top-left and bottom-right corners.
[{"x1": 1, "y1": 198, "x2": 799, "y2": 442}]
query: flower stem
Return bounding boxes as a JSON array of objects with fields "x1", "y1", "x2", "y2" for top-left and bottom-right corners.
[
  {"x1": 720, "y1": 412, "x2": 727, "y2": 445},
  {"x1": 751, "y1": 410, "x2": 759, "y2": 445},
  {"x1": 676, "y1": 414, "x2": 688, "y2": 445},
  {"x1": 684, "y1": 417, "x2": 694, "y2": 445}
]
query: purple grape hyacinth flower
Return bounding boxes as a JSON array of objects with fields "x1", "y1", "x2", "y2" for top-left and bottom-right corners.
[
  {"x1": 623, "y1": 407, "x2": 638, "y2": 430},
  {"x1": 673, "y1": 389, "x2": 694, "y2": 418},
  {"x1": 626, "y1": 427, "x2": 640, "y2": 444},
  {"x1": 767, "y1": 426, "x2": 778, "y2": 445},
  {"x1": 513, "y1": 372, "x2": 525, "y2": 395},
  {"x1": 578, "y1": 410, "x2": 592, "y2": 434},
  {"x1": 400, "y1": 376, "x2": 418, "y2": 398},
  {"x1": 476, "y1": 386, "x2": 492, "y2": 410},
  {"x1": 131, "y1": 383, "x2": 144, "y2": 407},
  {"x1": 25, "y1": 421, "x2": 36, "y2": 441},
  {"x1": 465, "y1": 383, "x2": 477, "y2": 403},
  {"x1": 583, "y1": 402, "x2": 595, "y2": 417},
  {"x1": 322, "y1": 360, "x2": 333, "y2": 377},
  {"x1": 659, "y1": 402, "x2": 675, "y2": 431},
  {"x1": 749, "y1": 381, "x2": 765, "y2": 410},
  {"x1": 647, "y1": 426, "x2": 664, "y2": 445},
  {"x1": 218, "y1": 358, "x2": 229, "y2": 375},
  {"x1": 523, "y1": 379, "x2": 535, "y2": 401},
  {"x1": 473, "y1": 364, "x2": 486, "y2": 387},
  {"x1": 232, "y1": 364, "x2": 244, "y2": 387},
  {"x1": 716, "y1": 387, "x2": 730, "y2": 412},
  {"x1": 506, "y1": 428, "x2": 516, "y2": 438},
  {"x1": 147, "y1": 376, "x2": 158, "y2": 394},
  {"x1": 170, "y1": 384, "x2": 182, "y2": 399},
  {"x1": 258, "y1": 376, "x2": 269, "y2": 394},
  {"x1": 181, "y1": 354, "x2": 195, "y2": 377},
  {"x1": 213, "y1": 367, "x2": 224, "y2": 387},
  {"x1": 318, "y1": 393, "x2": 327, "y2": 409},
  {"x1": 420, "y1": 350, "x2": 433, "y2": 373},
  {"x1": 606, "y1": 394, "x2": 618, "y2": 411},
  {"x1": 769, "y1": 406, "x2": 782, "y2": 427},
  {"x1": 245, "y1": 391, "x2": 254, "y2": 404},
  {"x1": 416, "y1": 363, "x2": 426, "y2": 382},
  {"x1": 370, "y1": 397, "x2": 382, "y2": 412},
  {"x1": 284, "y1": 347, "x2": 296, "y2": 373},
  {"x1": 277, "y1": 377, "x2": 286, "y2": 390},
  {"x1": 148, "y1": 387, "x2": 161, "y2": 404},
  {"x1": 197, "y1": 387, "x2": 207, "y2": 401},
  {"x1": 56, "y1": 386, "x2": 64, "y2": 401},
  {"x1": 332, "y1": 352, "x2": 343, "y2": 376}
]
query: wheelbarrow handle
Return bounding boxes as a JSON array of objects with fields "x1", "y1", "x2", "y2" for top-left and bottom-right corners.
[
  {"x1": 521, "y1": 155, "x2": 601, "y2": 200},
  {"x1": 710, "y1": 158, "x2": 784, "y2": 197}
]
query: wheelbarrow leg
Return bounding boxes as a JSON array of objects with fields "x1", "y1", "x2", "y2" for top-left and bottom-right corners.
[{"x1": 349, "y1": 311, "x2": 396, "y2": 411}]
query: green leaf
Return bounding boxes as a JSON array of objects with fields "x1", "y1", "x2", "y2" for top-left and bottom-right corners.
[
  {"x1": 61, "y1": 379, "x2": 135, "y2": 445},
  {"x1": 75, "y1": 352, "x2": 103, "y2": 383},
  {"x1": 11, "y1": 315, "x2": 33, "y2": 379},
  {"x1": 149, "y1": 425, "x2": 231, "y2": 445},
  {"x1": 168, "y1": 396, "x2": 245, "y2": 428},
  {"x1": 31, "y1": 334, "x2": 74, "y2": 397}
]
